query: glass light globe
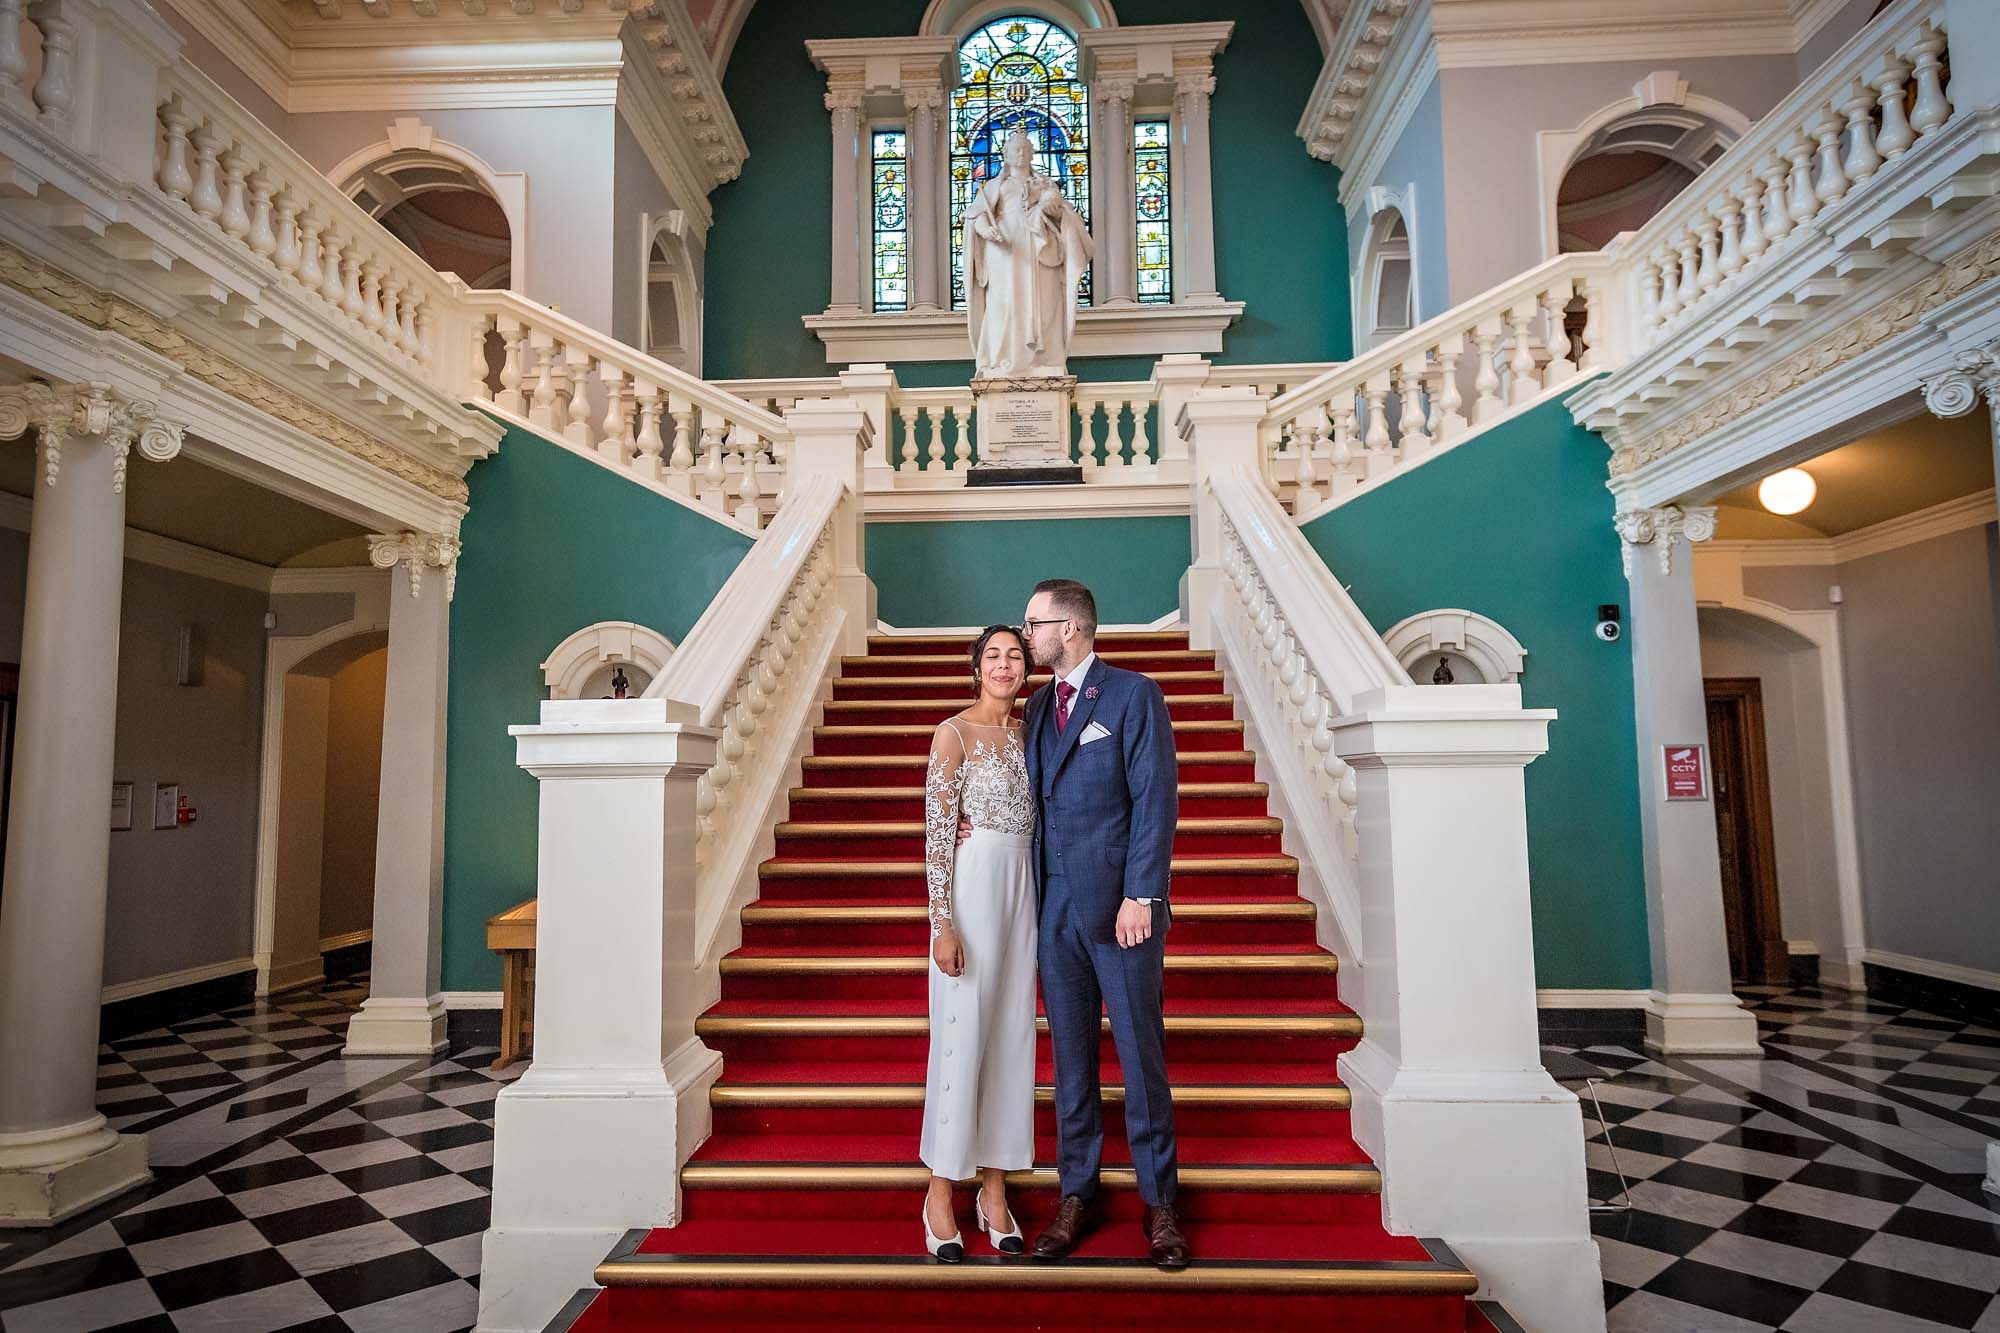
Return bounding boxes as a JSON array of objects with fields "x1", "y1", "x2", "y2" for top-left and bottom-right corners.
[{"x1": 1757, "y1": 467, "x2": 1817, "y2": 515}]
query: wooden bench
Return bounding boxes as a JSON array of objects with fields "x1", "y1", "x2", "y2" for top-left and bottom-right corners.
[{"x1": 486, "y1": 898, "x2": 536, "y2": 1070}]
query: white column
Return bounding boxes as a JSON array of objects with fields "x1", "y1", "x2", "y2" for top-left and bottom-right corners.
[
  {"x1": 344, "y1": 533, "x2": 459, "y2": 1056},
  {"x1": 1093, "y1": 80, "x2": 1137, "y2": 306},
  {"x1": 0, "y1": 382, "x2": 183, "y2": 1225},
  {"x1": 906, "y1": 85, "x2": 946, "y2": 314},
  {"x1": 1177, "y1": 387, "x2": 1265, "y2": 650},
  {"x1": 1617, "y1": 505, "x2": 1762, "y2": 1054},
  {"x1": 1921, "y1": 341, "x2": 2000, "y2": 526},
  {"x1": 784, "y1": 397, "x2": 876, "y2": 655},
  {"x1": 1332, "y1": 685, "x2": 1604, "y2": 1333},
  {"x1": 826, "y1": 89, "x2": 866, "y2": 316},
  {"x1": 478, "y1": 699, "x2": 719, "y2": 1333},
  {"x1": 1174, "y1": 74, "x2": 1220, "y2": 304}
]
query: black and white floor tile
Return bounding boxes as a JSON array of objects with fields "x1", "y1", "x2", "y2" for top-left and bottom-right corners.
[
  {"x1": 3, "y1": 979, "x2": 1996, "y2": 1330},
  {"x1": 1562, "y1": 983, "x2": 2000, "y2": 1332},
  {"x1": 0, "y1": 977, "x2": 517, "y2": 1332}
]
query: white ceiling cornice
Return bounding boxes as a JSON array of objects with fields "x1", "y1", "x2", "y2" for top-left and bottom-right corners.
[
  {"x1": 1295, "y1": 0, "x2": 1414, "y2": 166},
  {"x1": 1426, "y1": 0, "x2": 1815, "y2": 68}
]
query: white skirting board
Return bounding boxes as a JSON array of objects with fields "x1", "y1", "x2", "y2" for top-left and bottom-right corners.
[
  {"x1": 100, "y1": 957, "x2": 255, "y2": 1004},
  {"x1": 1861, "y1": 949, "x2": 2000, "y2": 994}
]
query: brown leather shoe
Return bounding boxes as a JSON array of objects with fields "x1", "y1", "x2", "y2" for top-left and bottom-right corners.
[
  {"x1": 1144, "y1": 1203, "x2": 1191, "y2": 1270},
  {"x1": 1030, "y1": 1194, "x2": 1093, "y2": 1260}
]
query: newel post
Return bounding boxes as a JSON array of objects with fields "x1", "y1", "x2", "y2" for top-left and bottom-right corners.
[
  {"x1": 1177, "y1": 385, "x2": 1264, "y2": 650},
  {"x1": 1331, "y1": 685, "x2": 1604, "y2": 1333},
  {"x1": 478, "y1": 699, "x2": 720, "y2": 1333},
  {"x1": 784, "y1": 396, "x2": 877, "y2": 655}
]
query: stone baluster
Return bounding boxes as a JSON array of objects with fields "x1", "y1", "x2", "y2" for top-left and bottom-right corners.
[
  {"x1": 1541, "y1": 283, "x2": 1577, "y2": 387},
  {"x1": 1840, "y1": 82, "x2": 1883, "y2": 183},
  {"x1": 527, "y1": 338, "x2": 558, "y2": 428},
  {"x1": 157, "y1": 100, "x2": 194, "y2": 199},
  {"x1": 1653, "y1": 247, "x2": 1681, "y2": 322},
  {"x1": 415, "y1": 302, "x2": 437, "y2": 367},
  {"x1": 1471, "y1": 318, "x2": 1504, "y2": 424},
  {"x1": 0, "y1": 0, "x2": 29, "y2": 106},
  {"x1": 896, "y1": 406, "x2": 918, "y2": 474},
  {"x1": 396, "y1": 286, "x2": 421, "y2": 357},
  {"x1": 29, "y1": 2, "x2": 74, "y2": 125},
  {"x1": 699, "y1": 421, "x2": 727, "y2": 510},
  {"x1": 361, "y1": 263, "x2": 386, "y2": 333},
  {"x1": 1873, "y1": 60, "x2": 1915, "y2": 158},
  {"x1": 633, "y1": 383, "x2": 665, "y2": 481},
  {"x1": 1759, "y1": 157, "x2": 1794, "y2": 242},
  {"x1": 1672, "y1": 235, "x2": 1699, "y2": 313},
  {"x1": 1360, "y1": 374, "x2": 1393, "y2": 475},
  {"x1": 598, "y1": 363, "x2": 630, "y2": 465},
  {"x1": 1785, "y1": 136, "x2": 1821, "y2": 224},
  {"x1": 1105, "y1": 398, "x2": 1131, "y2": 471},
  {"x1": 1578, "y1": 279, "x2": 1607, "y2": 374},
  {"x1": 494, "y1": 321, "x2": 526, "y2": 413},
  {"x1": 318, "y1": 231, "x2": 346, "y2": 307},
  {"x1": 271, "y1": 190, "x2": 302, "y2": 275},
  {"x1": 562, "y1": 346, "x2": 593, "y2": 447},
  {"x1": 217, "y1": 150, "x2": 250, "y2": 239},
  {"x1": 918, "y1": 407, "x2": 939, "y2": 472},
  {"x1": 1694, "y1": 217, "x2": 1721, "y2": 294},
  {"x1": 1738, "y1": 177, "x2": 1768, "y2": 262},
  {"x1": 339, "y1": 245, "x2": 367, "y2": 320},
  {"x1": 1327, "y1": 399, "x2": 1358, "y2": 489},
  {"x1": 1506, "y1": 301, "x2": 1542, "y2": 406},
  {"x1": 188, "y1": 125, "x2": 223, "y2": 221},
  {"x1": 1396, "y1": 357, "x2": 1432, "y2": 459},
  {"x1": 1292, "y1": 413, "x2": 1324, "y2": 517},
  {"x1": 1129, "y1": 395, "x2": 1152, "y2": 466},
  {"x1": 1906, "y1": 27, "x2": 1950, "y2": 136},
  {"x1": 666, "y1": 393, "x2": 696, "y2": 494},
  {"x1": 244, "y1": 170, "x2": 277, "y2": 258},
  {"x1": 1715, "y1": 198, "x2": 1744, "y2": 279},
  {"x1": 951, "y1": 400, "x2": 973, "y2": 471},
  {"x1": 733, "y1": 426, "x2": 764, "y2": 528},
  {"x1": 296, "y1": 209, "x2": 325, "y2": 292},
  {"x1": 1810, "y1": 111, "x2": 1850, "y2": 207},
  {"x1": 1433, "y1": 336, "x2": 1468, "y2": 439}
]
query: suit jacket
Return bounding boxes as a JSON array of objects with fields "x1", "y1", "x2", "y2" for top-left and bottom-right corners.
[{"x1": 1024, "y1": 656, "x2": 1179, "y2": 934}]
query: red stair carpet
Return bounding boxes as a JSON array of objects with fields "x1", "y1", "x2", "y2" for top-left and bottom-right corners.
[{"x1": 562, "y1": 632, "x2": 1480, "y2": 1331}]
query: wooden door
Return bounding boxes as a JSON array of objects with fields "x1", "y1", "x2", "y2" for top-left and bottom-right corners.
[{"x1": 1704, "y1": 678, "x2": 1789, "y2": 984}]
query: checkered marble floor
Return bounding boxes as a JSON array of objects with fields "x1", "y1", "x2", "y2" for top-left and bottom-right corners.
[
  {"x1": 4, "y1": 980, "x2": 1996, "y2": 1331},
  {"x1": 0, "y1": 977, "x2": 518, "y2": 1332},
  {"x1": 1561, "y1": 983, "x2": 2000, "y2": 1332}
]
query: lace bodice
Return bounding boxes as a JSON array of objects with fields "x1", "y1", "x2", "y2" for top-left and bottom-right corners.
[{"x1": 925, "y1": 718, "x2": 1034, "y2": 937}]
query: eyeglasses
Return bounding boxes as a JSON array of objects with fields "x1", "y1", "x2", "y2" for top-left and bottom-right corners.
[{"x1": 1022, "y1": 617, "x2": 1069, "y2": 633}]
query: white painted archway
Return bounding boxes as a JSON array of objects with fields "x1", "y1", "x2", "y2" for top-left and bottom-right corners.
[
  {"x1": 326, "y1": 118, "x2": 529, "y2": 294},
  {"x1": 543, "y1": 621, "x2": 678, "y2": 700},
  {"x1": 1382, "y1": 607, "x2": 1525, "y2": 685}
]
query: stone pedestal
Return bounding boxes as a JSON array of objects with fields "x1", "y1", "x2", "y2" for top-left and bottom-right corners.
[{"x1": 968, "y1": 375, "x2": 1082, "y2": 486}]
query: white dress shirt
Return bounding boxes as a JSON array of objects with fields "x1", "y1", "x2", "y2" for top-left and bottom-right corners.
[{"x1": 1056, "y1": 651, "x2": 1152, "y2": 906}]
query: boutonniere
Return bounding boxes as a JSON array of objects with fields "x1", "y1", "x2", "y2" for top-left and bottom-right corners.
[{"x1": 1083, "y1": 685, "x2": 1101, "y2": 700}]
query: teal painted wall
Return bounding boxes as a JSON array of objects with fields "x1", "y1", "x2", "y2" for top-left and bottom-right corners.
[
  {"x1": 441, "y1": 425, "x2": 754, "y2": 991},
  {"x1": 1298, "y1": 399, "x2": 1651, "y2": 990},
  {"x1": 707, "y1": 1, "x2": 1350, "y2": 380},
  {"x1": 868, "y1": 517, "x2": 1189, "y2": 627}
]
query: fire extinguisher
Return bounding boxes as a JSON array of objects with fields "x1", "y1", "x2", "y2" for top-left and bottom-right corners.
[{"x1": 176, "y1": 792, "x2": 199, "y2": 826}]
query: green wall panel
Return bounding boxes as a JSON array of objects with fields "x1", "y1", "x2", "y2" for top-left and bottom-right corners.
[
  {"x1": 1298, "y1": 399, "x2": 1651, "y2": 990},
  {"x1": 868, "y1": 516, "x2": 1189, "y2": 628},
  {"x1": 707, "y1": 1, "x2": 1350, "y2": 380},
  {"x1": 441, "y1": 425, "x2": 754, "y2": 991}
]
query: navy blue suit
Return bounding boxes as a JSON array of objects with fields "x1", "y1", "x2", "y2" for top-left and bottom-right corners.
[{"x1": 1025, "y1": 655, "x2": 1179, "y2": 1206}]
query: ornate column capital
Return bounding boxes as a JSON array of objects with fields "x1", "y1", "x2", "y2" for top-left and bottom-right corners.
[
  {"x1": 0, "y1": 381, "x2": 186, "y2": 490},
  {"x1": 368, "y1": 530, "x2": 463, "y2": 601},
  {"x1": 1614, "y1": 504, "x2": 1716, "y2": 577},
  {"x1": 904, "y1": 83, "x2": 946, "y2": 111},
  {"x1": 1174, "y1": 73, "x2": 1216, "y2": 115},
  {"x1": 823, "y1": 87, "x2": 864, "y2": 122},
  {"x1": 1921, "y1": 341, "x2": 2000, "y2": 418},
  {"x1": 1095, "y1": 78, "x2": 1135, "y2": 109}
]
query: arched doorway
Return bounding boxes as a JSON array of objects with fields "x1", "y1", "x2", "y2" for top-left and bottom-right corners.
[
  {"x1": 641, "y1": 216, "x2": 702, "y2": 375},
  {"x1": 1547, "y1": 101, "x2": 1743, "y2": 256},
  {"x1": 331, "y1": 137, "x2": 525, "y2": 291},
  {"x1": 1357, "y1": 206, "x2": 1413, "y2": 350}
]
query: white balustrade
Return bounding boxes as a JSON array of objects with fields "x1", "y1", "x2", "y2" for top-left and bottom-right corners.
[
  {"x1": 152, "y1": 68, "x2": 450, "y2": 372},
  {"x1": 461, "y1": 290, "x2": 792, "y2": 532},
  {"x1": 1624, "y1": 0, "x2": 1956, "y2": 348}
]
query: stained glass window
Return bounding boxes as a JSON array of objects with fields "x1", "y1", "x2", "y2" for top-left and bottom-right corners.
[
  {"x1": 1134, "y1": 119, "x2": 1172, "y2": 304},
  {"x1": 950, "y1": 16, "x2": 1091, "y2": 311},
  {"x1": 871, "y1": 129, "x2": 909, "y2": 312}
]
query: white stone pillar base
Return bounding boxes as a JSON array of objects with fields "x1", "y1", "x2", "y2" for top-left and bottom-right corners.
[
  {"x1": 0, "y1": 1118, "x2": 150, "y2": 1226},
  {"x1": 1342, "y1": 1045, "x2": 1606, "y2": 1333},
  {"x1": 343, "y1": 995, "x2": 448, "y2": 1055},
  {"x1": 476, "y1": 1047, "x2": 720, "y2": 1332},
  {"x1": 1644, "y1": 990, "x2": 1762, "y2": 1055}
]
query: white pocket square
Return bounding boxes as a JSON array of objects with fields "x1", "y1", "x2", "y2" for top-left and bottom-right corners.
[{"x1": 1079, "y1": 721, "x2": 1112, "y2": 746}]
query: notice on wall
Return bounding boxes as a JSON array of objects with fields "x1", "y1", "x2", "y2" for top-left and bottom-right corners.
[{"x1": 1663, "y1": 744, "x2": 1708, "y2": 801}]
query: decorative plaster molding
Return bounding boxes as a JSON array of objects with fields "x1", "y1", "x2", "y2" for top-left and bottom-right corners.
[
  {"x1": 1296, "y1": 0, "x2": 1414, "y2": 167},
  {"x1": 367, "y1": 530, "x2": 463, "y2": 600},
  {"x1": 0, "y1": 243, "x2": 472, "y2": 503},
  {"x1": 1921, "y1": 338, "x2": 2000, "y2": 418},
  {"x1": 1697, "y1": 488, "x2": 1999, "y2": 571},
  {"x1": 1614, "y1": 503, "x2": 1716, "y2": 576},
  {"x1": 1607, "y1": 228, "x2": 2000, "y2": 479},
  {"x1": 628, "y1": 0, "x2": 749, "y2": 190},
  {"x1": 804, "y1": 301, "x2": 1245, "y2": 365},
  {"x1": 1381, "y1": 607, "x2": 1526, "y2": 683},
  {"x1": 1427, "y1": 0, "x2": 1819, "y2": 68},
  {"x1": 0, "y1": 380, "x2": 186, "y2": 491},
  {"x1": 542, "y1": 620, "x2": 678, "y2": 698}
]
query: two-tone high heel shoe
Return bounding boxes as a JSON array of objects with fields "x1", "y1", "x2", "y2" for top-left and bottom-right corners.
[
  {"x1": 977, "y1": 1196, "x2": 1025, "y2": 1254},
  {"x1": 923, "y1": 1200, "x2": 964, "y2": 1263}
]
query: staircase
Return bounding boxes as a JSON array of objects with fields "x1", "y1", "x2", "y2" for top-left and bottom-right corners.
[{"x1": 565, "y1": 630, "x2": 1483, "y2": 1331}]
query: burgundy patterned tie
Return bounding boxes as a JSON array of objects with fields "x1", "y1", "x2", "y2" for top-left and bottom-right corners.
[{"x1": 1055, "y1": 680, "x2": 1076, "y2": 733}]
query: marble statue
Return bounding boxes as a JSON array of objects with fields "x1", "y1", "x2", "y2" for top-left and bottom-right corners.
[{"x1": 963, "y1": 131, "x2": 1094, "y2": 378}]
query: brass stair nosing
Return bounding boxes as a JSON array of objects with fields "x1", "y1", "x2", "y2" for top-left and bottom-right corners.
[
  {"x1": 760, "y1": 855, "x2": 1300, "y2": 878},
  {"x1": 785, "y1": 781, "x2": 1270, "y2": 801},
  {"x1": 679, "y1": 1163, "x2": 1383, "y2": 1193},
  {"x1": 814, "y1": 721, "x2": 1243, "y2": 737},
  {"x1": 709, "y1": 1083, "x2": 1352, "y2": 1109},
  {"x1": 770, "y1": 817, "x2": 1284, "y2": 837},
  {"x1": 739, "y1": 899, "x2": 1313, "y2": 923},
  {"x1": 717, "y1": 952, "x2": 1338, "y2": 976},
  {"x1": 800, "y1": 750, "x2": 1260, "y2": 768},
  {"x1": 695, "y1": 1014, "x2": 1361, "y2": 1037},
  {"x1": 593, "y1": 1256, "x2": 1475, "y2": 1294}
]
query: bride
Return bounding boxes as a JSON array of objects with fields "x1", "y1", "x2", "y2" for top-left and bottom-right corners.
[{"x1": 920, "y1": 624, "x2": 1038, "y2": 1260}]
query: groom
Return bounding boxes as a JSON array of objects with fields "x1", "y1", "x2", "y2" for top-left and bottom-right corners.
[{"x1": 1018, "y1": 579, "x2": 1188, "y2": 1269}]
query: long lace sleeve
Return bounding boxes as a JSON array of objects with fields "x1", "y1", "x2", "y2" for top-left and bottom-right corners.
[{"x1": 924, "y1": 722, "x2": 967, "y2": 938}]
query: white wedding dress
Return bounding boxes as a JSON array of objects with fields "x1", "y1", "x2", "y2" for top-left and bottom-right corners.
[{"x1": 918, "y1": 717, "x2": 1037, "y2": 1182}]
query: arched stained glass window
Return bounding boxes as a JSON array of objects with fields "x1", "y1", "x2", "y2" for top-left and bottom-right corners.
[{"x1": 950, "y1": 16, "x2": 1091, "y2": 311}]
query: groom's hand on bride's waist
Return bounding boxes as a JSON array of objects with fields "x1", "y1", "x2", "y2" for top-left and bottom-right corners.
[{"x1": 957, "y1": 815, "x2": 974, "y2": 846}]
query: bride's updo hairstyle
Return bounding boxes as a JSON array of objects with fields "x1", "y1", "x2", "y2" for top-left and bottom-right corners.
[{"x1": 969, "y1": 623, "x2": 1031, "y2": 698}]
